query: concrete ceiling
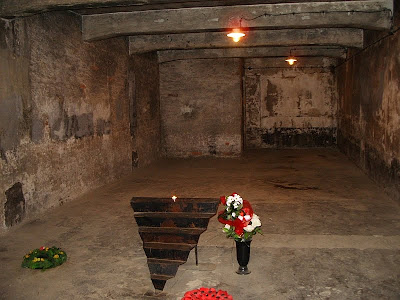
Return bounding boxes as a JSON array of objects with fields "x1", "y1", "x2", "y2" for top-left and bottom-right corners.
[{"x1": 0, "y1": 0, "x2": 394, "y2": 65}]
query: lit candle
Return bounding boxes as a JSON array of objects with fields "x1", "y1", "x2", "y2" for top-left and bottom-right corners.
[{"x1": 172, "y1": 195, "x2": 177, "y2": 202}]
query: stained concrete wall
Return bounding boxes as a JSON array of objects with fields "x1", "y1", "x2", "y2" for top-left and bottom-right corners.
[
  {"x1": 244, "y1": 58, "x2": 337, "y2": 148},
  {"x1": 0, "y1": 12, "x2": 132, "y2": 231},
  {"x1": 336, "y1": 4, "x2": 400, "y2": 201},
  {"x1": 159, "y1": 58, "x2": 242, "y2": 157},
  {"x1": 130, "y1": 52, "x2": 161, "y2": 167}
]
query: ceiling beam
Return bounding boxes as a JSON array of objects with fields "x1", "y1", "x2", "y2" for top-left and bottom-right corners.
[
  {"x1": 129, "y1": 28, "x2": 363, "y2": 54},
  {"x1": 75, "y1": 0, "x2": 372, "y2": 15},
  {"x1": 0, "y1": 0, "x2": 377, "y2": 18},
  {"x1": 157, "y1": 47, "x2": 347, "y2": 63},
  {"x1": 244, "y1": 57, "x2": 339, "y2": 69},
  {"x1": 82, "y1": 0, "x2": 392, "y2": 41}
]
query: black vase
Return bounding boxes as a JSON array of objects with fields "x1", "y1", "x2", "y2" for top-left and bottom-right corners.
[{"x1": 235, "y1": 240, "x2": 251, "y2": 275}]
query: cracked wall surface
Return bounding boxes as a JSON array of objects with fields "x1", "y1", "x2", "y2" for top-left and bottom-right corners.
[{"x1": 0, "y1": 12, "x2": 132, "y2": 231}]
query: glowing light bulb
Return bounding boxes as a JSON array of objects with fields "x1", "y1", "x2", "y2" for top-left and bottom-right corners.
[
  {"x1": 285, "y1": 57, "x2": 297, "y2": 66},
  {"x1": 172, "y1": 195, "x2": 177, "y2": 202},
  {"x1": 227, "y1": 29, "x2": 245, "y2": 43}
]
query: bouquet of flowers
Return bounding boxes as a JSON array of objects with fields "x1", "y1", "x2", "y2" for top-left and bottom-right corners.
[{"x1": 218, "y1": 193, "x2": 262, "y2": 242}]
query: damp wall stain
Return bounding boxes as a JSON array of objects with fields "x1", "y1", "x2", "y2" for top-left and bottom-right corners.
[
  {"x1": 245, "y1": 58, "x2": 337, "y2": 149},
  {"x1": 336, "y1": 22, "x2": 400, "y2": 201},
  {"x1": 265, "y1": 80, "x2": 279, "y2": 117},
  {"x1": 0, "y1": 12, "x2": 132, "y2": 231},
  {"x1": 261, "y1": 127, "x2": 336, "y2": 148}
]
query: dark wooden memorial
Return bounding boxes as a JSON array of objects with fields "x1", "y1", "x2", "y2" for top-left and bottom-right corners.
[{"x1": 130, "y1": 197, "x2": 219, "y2": 291}]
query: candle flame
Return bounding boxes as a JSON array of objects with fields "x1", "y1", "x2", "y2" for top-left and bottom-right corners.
[{"x1": 172, "y1": 195, "x2": 177, "y2": 202}]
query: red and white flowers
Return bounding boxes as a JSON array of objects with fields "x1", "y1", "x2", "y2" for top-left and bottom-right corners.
[{"x1": 218, "y1": 193, "x2": 262, "y2": 241}]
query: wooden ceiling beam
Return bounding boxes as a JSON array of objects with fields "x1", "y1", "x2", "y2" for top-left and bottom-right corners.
[
  {"x1": 0, "y1": 0, "x2": 374, "y2": 18},
  {"x1": 83, "y1": 1, "x2": 392, "y2": 41},
  {"x1": 129, "y1": 28, "x2": 363, "y2": 54},
  {"x1": 157, "y1": 46, "x2": 347, "y2": 63},
  {"x1": 244, "y1": 57, "x2": 339, "y2": 68}
]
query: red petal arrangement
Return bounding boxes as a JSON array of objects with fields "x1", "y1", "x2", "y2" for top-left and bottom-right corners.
[
  {"x1": 182, "y1": 287, "x2": 233, "y2": 299},
  {"x1": 218, "y1": 193, "x2": 262, "y2": 241},
  {"x1": 218, "y1": 199, "x2": 253, "y2": 235}
]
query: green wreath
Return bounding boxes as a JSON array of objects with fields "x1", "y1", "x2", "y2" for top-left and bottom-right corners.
[{"x1": 22, "y1": 246, "x2": 67, "y2": 270}]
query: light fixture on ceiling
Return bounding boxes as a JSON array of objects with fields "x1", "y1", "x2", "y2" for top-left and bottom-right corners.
[
  {"x1": 227, "y1": 19, "x2": 245, "y2": 43},
  {"x1": 285, "y1": 49, "x2": 297, "y2": 66}
]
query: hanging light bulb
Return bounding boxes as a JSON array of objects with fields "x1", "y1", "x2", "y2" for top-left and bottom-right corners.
[
  {"x1": 227, "y1": 19, "x2": 245, "y2": 43},
  {"x1": 285, "y1": 57, "x2": 297, "y2": 65},
  {"x1": 227, "y1": 28, "x2": 245, "y2": 43},
  {"x1": 285, "y1": 50, "x2": 297, "y2": 66}
]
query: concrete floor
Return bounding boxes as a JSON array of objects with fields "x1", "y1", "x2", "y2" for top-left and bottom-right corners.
[{"x1": 1, "y1": 148, "x2": 400, "y2": 300}]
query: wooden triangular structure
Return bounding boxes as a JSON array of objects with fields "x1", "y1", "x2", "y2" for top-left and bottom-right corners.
[{"x1": 130, "y1": 197, "x2": 219, "y2": 291}]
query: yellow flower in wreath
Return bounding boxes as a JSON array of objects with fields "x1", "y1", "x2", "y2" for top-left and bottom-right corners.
[{"x1": 53, "y1": 254, "x2": 59, "y2": 259}]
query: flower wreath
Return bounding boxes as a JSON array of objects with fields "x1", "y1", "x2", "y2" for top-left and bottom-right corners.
[
  {"x1": 182, "y1": 287, "x2": 233, "y2": 300},
  {"x1": 22, "y1": 246, "x2": 67, "y2": 270}
]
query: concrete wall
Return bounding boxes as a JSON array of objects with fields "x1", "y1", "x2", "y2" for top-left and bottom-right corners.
[
  {"x1": 130, "y1": 52, "x2": 161, "y2": 167},
  {"x1": 244, "y1": 58, "x2": 337, "y2": 148},
  {"x1": 336, "y1": 4, "x2": 400, "y2": 201},
  {"x1": 159, "y1": 58, "x2": 242, "y2": 157},
  {"x1": 0, "y1": 12, "x2": 132, "y2": 231}
]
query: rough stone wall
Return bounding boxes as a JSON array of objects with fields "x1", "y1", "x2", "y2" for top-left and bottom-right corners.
[
  {"x1": 244, "y1": 58, "x2": 337, "y2": 148},
  {"x1": 336, "y1": 4, "x2": 400, "y2": 201},
  {"x1": 130, "y1": 52, "x2": 161, "y2": 167},
  {"x1": 0, "y1": 12, "x2": 131, "y2": 231},
  {"x1": 159, "y1": 58, "x2": 242, "y2": 157}
]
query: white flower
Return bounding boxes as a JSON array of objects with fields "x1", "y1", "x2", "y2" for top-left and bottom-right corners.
[
  {"x1": 244, "y1": 215, "x2": 251, "y2": 221},
  {"x1": 251, "y1": 214, "x2": 262, "y2": 227},
  {"x1": 232, "y1": 194, "x2": 243, "y2": 204},
  {"x1": 231, "y1": 212, "x2": 236, "y2": 217},
  {"x1": 238, "y1": 215, "x2": 243, "y2": 221},
  {"x1": 244, "y1": 224, "x2": 255, "y2": 232},
  {"x1": 244, "y1": 214, "x2": 261, "y2": 232},
  {"x1": 224, "y1": 224, "x2": 230, "y2": 229}
]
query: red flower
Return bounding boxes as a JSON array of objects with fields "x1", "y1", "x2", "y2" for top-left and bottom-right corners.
[
  {"x1": 242, "y1": 200, "x2": 254, "y2": 216},
  {"x1": 182, "y1": 287, "x2": 233, "y2": 299},
  {"x1": 233, "y1": 218, "x2": 245, "y2": 235},
  {"x1": 39, "y1": 246, "x2": 45, "y2": 251},
  {"x1": 220, "y1": 196, "x2": 226, "y2": 205}
]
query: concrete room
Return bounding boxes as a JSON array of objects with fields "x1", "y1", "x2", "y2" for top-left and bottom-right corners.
[{"x1": 0, "y1": 0, "x2": 399, "y2": 299}]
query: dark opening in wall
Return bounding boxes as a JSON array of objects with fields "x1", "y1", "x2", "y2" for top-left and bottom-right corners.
[{"x1": 4, "y1": 182, "x2": 25, "y2": 227}]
